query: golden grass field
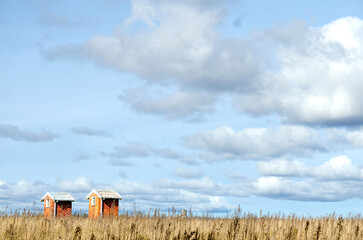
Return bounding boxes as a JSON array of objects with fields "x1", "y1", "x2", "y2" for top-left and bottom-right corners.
[{"x1": 0, "y1": 210, "x2": 362, "y2": 240}]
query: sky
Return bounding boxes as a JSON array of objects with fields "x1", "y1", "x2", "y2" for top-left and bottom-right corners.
[{"x1": 1, "y1": 0, "x2": 363, "y2": 216}]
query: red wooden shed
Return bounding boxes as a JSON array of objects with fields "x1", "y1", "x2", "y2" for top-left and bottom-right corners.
[
  {"x1": 40, "y1": 192, "x2": 75, "y2": 217},
  {"x1": 85, "y1": 189, "x2": 122, "y2": 219}
]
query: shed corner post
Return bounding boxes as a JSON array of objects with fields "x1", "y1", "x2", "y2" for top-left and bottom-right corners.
[
  {"x1": 54, "y1": 201, "x2": 57, "y2": 217},
  {"x1": 100, "y1": 198, "x2": 103, "y2": 218}
]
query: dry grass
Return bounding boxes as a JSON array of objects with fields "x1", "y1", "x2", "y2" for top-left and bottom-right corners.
[{"x1": 0, "y1": 210, "x2": 362, "y2": 240}]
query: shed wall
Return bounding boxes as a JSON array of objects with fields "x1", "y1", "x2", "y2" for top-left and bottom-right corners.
[
  {"x1": 56, "y1": 201, "x2": 72, "y2": 217},
  {"x1": 88, "y1": 193, "x2": 101, "y2": 219},
  {"x1": 102, "y1": 199, "x2": 119, "y2": 217},
  {"x1": 43, "y1": 196, "x2": 55, "y2": 218}
]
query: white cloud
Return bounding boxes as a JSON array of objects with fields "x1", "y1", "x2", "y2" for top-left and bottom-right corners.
[
  {"x1": 253, "y1": 177, "x2": 291, "y2": 196},
  {"x1": 0, "y1": 180, "x2": 6, "y2": 188},
  {"x1": 173, "y1": 167, "x2": 203, "y2": 178},
  {"x1": 44, "y1": 0, "x2": 262, "y2": 93},
  {"x1": 312, "y1": 156, "x2": 363, "y2": 181},
  {"x1": 253, "y1": 156, "x2": 363, "y2": 201},
  {"x1": 258, "y1": 156, "x2": 363, "y2": 181},
  {"x1": 71, "y1": 126, "x2": 113, "y2": 137},
  {"x1": 104, "y1": 142, "x2": 153, "y2": 159},
  {"x1": 0, "y1": 179, "x2": 47, "y2": 204},
  {"x1": 0, "y1": 123, "x2": 59, "y2": 142},
  {"x1": 224, "y1": 170, "x2": 246, "y2": 180},
  {"x1": 253, "y1": 176, "x2": 363, "y2": 201},
  {"x1": 108, "y1": 159, "x2": 134, "y2": 166},
  {"x1": 235, "y1": 17, "x2": 363, "y2": 126},
  {"x1": 155, "y1": 177, "x2": 248, "y2": 197},
  {"x1": 110, "y1": 179, "x2": 236, "y2": 212},
  {"x1": 72, "y1": 152, "x2": 92, "y2": 162},
  {"x1": 322, "y1": 127, "x2": 363, "y2": 150},
  {"x1": 0, "y1": 177, "x2": 236, "y2": 212},
  {"x1": 101, "y1": 142, "x2": 192, "y2": 165},
  {"x1": 3, "y1": 158, "x2": 363, "y2": 211},
  {"x1": 57, "y1": 177, "x2": 93, "y2": 192},
  {"x1": 42, "y1": 1, "x2": 363, "y2": 127},
  {"x1": 257, "y1": 159, "x2": 308, "y2": 177},
  {"x1": 346, "y1": 131, "x2": 363, "y2": 147},
  {"x1": 156, "y1": 177, "x2": 216, "y2": 191},
  {"x1": 119, "y1": 88, "x2": 217, "y2": 121},
  {"x1": 335, "y1": 128, "x2": 363, "y2": 148},
  {"x1": 185, "y1": 125, "x2": 324, "y2": 161}
]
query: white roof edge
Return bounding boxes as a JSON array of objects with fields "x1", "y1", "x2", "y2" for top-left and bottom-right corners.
[
  {"x1": 85, "y1": 189, "x2": 122, "y2": 199},
  {"x1": 85, "y1": 189, "x2": 101, "y2": 199},
  {"x1": 98, "y1": 190, "x2": 122, "y2": 199},
  {"x1": 40, "y1": 192, "x2": 75, "y2": 202},
  {"x1": 40, "y1": 192, "x2": 54, "y2": 202}
]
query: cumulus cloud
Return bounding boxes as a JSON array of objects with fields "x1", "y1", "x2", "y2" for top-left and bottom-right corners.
[
  {"x1": 257, "y1": 159, "x2": 309, "y2": 177},
  {"x1": 42, "y1": 0, "x2": 363, "y2": 127},
  {"x1": 0, "y1": 179, "x2": 47, "y2": 210},
  {"x1": 185, "y1": 125, "x2": 324, "y2": 161},
  {"x1": 329, "y1": 128, "x2": 363, "y2": 148},
  {"x1": 313, "y1": 156, "x2": 363, "y2": 181},
  {"x1": 253, "y1": 177, "x2": 292, "y2": 198},
  {"x1": 104, "y1": 178, "x2": 237, "y2": 212},
  {"x1": 0, "y1": 177, "x2": 92, "y2": 210},
  {"x1": 4, "y1": 180, "x2": 45, "y2": 199},
  {"x1": 235, "y1": 17, "x2": 363, "y2": 126},
  {"x1": 0, "y1": 177, "x2": 235, "y2": 212},
  {"x1": 72, "y1": 126, "x2": 113, "y2": 138},
  {"x1": 119, "y1": 88, "x2": 217, "y2": 121},
  {"x1": 258, "y1": 156, "x2": 363, "y2": 181},
  {"x1": 155, "y1": 177, "x2": 248, "y2": 197},
  {"x1": 3, "y1": 158, "x2": 363, "y2": 211},
  {"x1": 127, "y1": 0, "x2": 231, "y2": 13},
  {"x1": 224, "y1": 170, "x2": 246, "y2": 181},
  {"x1": 57, "y1": 177, "x2": 93, "y2": 192},
  {"x1": 345, "y1": 130, "x2": 363, "y2": 147},
  {"x1": 173, "y1": 167, "x2": 203, "y2": 178},
  {"x1": 101, "y1": 142, "x2": 154, "y2": 160},
  {"x1": 43, "y1": 0, "x2": 262, "y2": 93},
  {"x1": 253, "y1": 176, "x2": 363, "y2": 201},
  {"x1": 0, "y1": 123, "x2": 59, "y2": 142},
  {"x1": 0, "y1": 177, "x2": 93, "y2": 206},
  {"x1": 101, "y1": 142, "x2": 192, "y2": 165},
  {"x1": 254, "y1": 156, "x2": 363, "y2": 201}
]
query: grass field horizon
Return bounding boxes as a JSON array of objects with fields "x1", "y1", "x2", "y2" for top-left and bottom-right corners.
[{"x1": 1, "y1": 207, "x2": 362, "y2": 240}]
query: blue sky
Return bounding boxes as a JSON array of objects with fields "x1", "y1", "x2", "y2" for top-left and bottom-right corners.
[{"x1": 2, "y1": 0, "x2": 363, "y2": 216}]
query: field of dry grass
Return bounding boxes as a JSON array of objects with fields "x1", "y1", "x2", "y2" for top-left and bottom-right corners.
[{"x1": 0, "y1": 209, "x2": 362, "y2": 240}]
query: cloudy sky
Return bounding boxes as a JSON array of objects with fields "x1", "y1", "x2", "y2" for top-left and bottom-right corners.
[{"x1": 2, "y1": 0, "x2": 363, "y2": 215}]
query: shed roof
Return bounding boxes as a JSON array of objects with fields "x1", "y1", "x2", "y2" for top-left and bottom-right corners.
[
  {"x1": 41, "y1": 192, "x2": 75, "y2": 202},
  {"x1": 85, "y1": 189, "x2": 122, "y2": 200}
]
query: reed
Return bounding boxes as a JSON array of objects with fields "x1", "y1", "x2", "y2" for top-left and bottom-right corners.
[{"x1": 0, "y1": 210, "x2": 362, "y2": 240}]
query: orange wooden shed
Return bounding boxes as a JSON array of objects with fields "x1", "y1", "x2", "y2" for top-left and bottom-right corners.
[
  {"x1": 85, "y1": 189, "x2": 122, "y2": 218},
  {"x1": 40, "y1": 192, "x2": 75, "y2": 217}
]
